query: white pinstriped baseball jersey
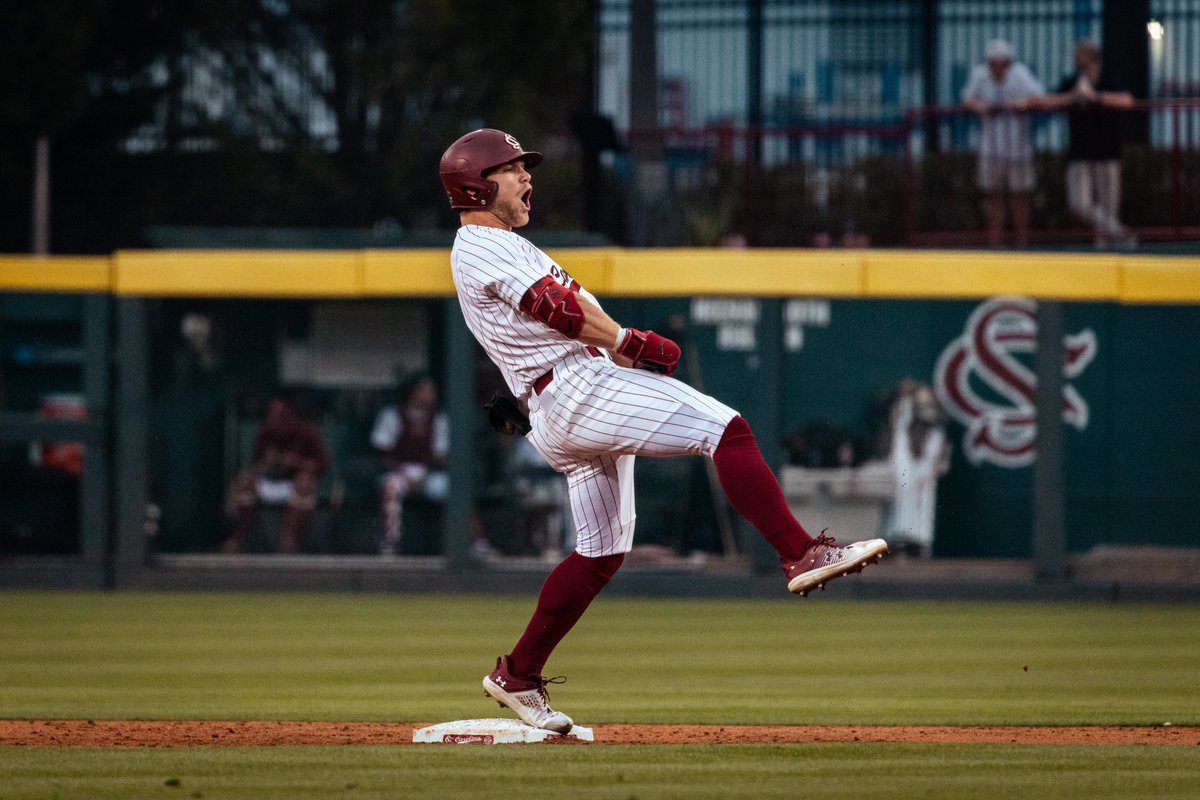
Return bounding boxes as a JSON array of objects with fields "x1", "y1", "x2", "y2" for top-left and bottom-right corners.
[
  {"x1": 451, "y1": 225, "x2": 608, "y2": 399},
  {"x1": 450, "y1": 224, "x2": 738, "y2": 556}
]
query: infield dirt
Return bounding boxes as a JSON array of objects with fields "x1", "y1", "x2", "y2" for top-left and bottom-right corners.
[{"x1": 2, "y1": 720, "x2": 1197, "y2": 747}]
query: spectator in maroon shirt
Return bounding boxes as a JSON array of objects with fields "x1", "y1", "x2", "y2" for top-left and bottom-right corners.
[{"x1": 223, "y1": 396, "x2": 329, "y2": 553}]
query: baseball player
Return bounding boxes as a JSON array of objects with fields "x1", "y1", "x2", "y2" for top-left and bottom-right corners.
[{"x1": 440, "y1": 128, "x2": 888, "y2": 734}]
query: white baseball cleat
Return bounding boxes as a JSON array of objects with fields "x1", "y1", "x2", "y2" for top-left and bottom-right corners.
[
  {"x1": 482, "y1": 656, "x2": 574, "y2": 734},
  {"x1": 783, "y1": 534, "x2": 888, "y2": 596}
]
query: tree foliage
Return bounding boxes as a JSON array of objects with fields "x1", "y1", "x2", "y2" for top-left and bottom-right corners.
[{"x1": 0, "y1": 0, "x2": 595, "y2": 252}]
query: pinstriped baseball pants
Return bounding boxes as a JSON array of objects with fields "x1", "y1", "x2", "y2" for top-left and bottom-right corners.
[{"x1": 527, "y1": 358, "x2": 738, "y2": 557}]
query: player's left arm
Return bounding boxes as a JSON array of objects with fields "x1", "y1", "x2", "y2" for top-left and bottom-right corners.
[
  {"x1": 574, "y1": 292, "x2": 681, "y2": 376},
  {"x1": 573, "y1": 292, "x2": 620, "y2": 349},
  {"x1": 519, "y1": 276, "x2": 681, "y2": 375}
]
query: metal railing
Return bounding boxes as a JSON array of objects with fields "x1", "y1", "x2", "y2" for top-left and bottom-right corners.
[{"x1": 622, "y1": 98, "x2": 1200, "y2": 247}]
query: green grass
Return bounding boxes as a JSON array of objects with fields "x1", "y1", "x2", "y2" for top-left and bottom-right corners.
[
  {"x1": 3, "y1": 744, "x2": 1199, "y2": 800},
  {"x1": 2, "y1": 591, "x2": 1196, "y2": 725},
  {"x1": 2, "y1": 591, "x2": 1199, "y2": 799}
]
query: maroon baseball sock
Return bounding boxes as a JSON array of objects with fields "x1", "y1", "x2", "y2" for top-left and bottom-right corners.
[
  {"x1": 712, "y1": 415, "x2": 814, "y2": 562},
  {"x1": 507, "y1": 551, "x2": 625, "y2": 679}
]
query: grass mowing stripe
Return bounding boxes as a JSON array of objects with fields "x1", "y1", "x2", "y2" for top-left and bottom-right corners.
[
  {"x1": 2, "y1": 744, "x2": 1198, "y2": 800},
  {"x1": 1, "y1": 591, "x2": 1197, "y2": 725}
]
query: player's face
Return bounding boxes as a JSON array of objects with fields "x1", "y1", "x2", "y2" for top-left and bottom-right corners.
[{"x1": 486, "y1": 159, "x2": 532, "y2": 229}]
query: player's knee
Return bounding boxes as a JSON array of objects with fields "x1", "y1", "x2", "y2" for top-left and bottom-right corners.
[
  {"x1": 563, "y1": 550, "x2": 624, "y2": 587},
  {"x1": 584, "y1": 552, "x2": 625, "y2": 584},
  {"x1": 716, "y1": 415, "x2": 755, "y2": 453}
]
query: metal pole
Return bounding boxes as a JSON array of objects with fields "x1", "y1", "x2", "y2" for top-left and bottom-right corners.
[
  {"x1": 903, "y1": 112, "x2": 917, "y2": 246},
  {"x1": 1102, "y1": 0, "x2": 1150, "y2": 143},
  {"x1": 32, "y1": 137, "x2": 50, "y2": 254},
  {"x1": 920, "y1": 0, "x2": 940, "y2": 180},
  {"x1": 747, "y1": 0, "x2": 764, "y2": 167},
  {"x1": 629, "y1": 0, "x2": 657, "y2": 140},
  {"x1": 629, "y1": 0, "x2": 662, "y2": 245},
  {"x1": 113, "y1": 297, "x2": 150, "y2": 583},
  {"x1": 442, "y1": 298, "x2": 476, "y2": 570},
  {"x1": 80, "y1": 296, "x2": 112, "y2": 564},
  {"x1": 1033, "y1": 300, "x2": 1067, "y2": 580},
  {"x1": 749, "y1": 298, "x2": 785, "y2": 573},
  {"x1": 921, "y1": 0, "x2": 938, "y2": 110}
]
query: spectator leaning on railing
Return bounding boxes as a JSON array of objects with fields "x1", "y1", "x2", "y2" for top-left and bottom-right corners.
[
  {"x1": 961, "y1": 39, "x2": 1045, "y2": 248},
  {"x1": 1041, "y1": 38, "x2": 1136, "y2": 249}
]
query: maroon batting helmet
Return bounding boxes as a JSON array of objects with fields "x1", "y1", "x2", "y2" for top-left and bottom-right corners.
[{"x1": 439, "y1": 128, "x2": 543, "y2": 209}]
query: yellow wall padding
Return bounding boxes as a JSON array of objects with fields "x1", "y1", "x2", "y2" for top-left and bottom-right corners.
[
  {"x1": 0, "y1": 256, "x2": 112, "y2": 292},
  {"x1": 2, "y1": 248, "x2": 1197, "y2": 303},
  {"x1": 113, "y1": 250, "x2": 363, "y2": 296}
]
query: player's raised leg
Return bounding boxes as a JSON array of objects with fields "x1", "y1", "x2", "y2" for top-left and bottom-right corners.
[
  {"x1": 565, "y1": 368, "x2": 889, "y2": 594},
  {"x1": 711, "y1": 415, "x2": 887, "y2": 595},
  {"x1": 536, "y1": 361, "x2": 887, "y2": 595}
]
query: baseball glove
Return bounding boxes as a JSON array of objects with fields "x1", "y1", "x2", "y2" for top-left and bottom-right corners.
[{"x1": 484, "y1": 393, "x2": 531, "y2": 436}]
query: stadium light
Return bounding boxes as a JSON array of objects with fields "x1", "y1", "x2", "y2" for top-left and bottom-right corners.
[{"x1": 1147, "y1": 20, "x2": 1164, "y2": 41}]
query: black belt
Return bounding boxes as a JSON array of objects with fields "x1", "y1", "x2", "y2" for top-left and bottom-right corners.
[{"x1": 532, "y1": 346, "x2": 603, "y2": 395}]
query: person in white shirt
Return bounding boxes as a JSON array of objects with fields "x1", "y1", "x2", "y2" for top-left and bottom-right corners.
[
  {"x1": 962, "y1": 39, "x2": 1046, "y2": 247},
  {"x1": 886, "y1": 380, "x2": 950, "y2": 558},
  {"x1": 370, "y1": 373, "x2": 449, "y2": 555}
]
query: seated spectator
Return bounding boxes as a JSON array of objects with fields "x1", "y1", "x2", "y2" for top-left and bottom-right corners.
[
  {"x1": 371, "y1": 373, "x2": 449, "y2": 555},
  {"x1": 222, "y1": 396, "x2": 329, "y2": 553}
]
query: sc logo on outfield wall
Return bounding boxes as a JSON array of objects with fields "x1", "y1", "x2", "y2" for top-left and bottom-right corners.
[{"x1": 934, "y1": 296, "x2": 1097, "y2": 469}]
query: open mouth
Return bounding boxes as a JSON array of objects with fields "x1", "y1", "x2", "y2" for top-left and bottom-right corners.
[{"x1": 521, "y1": 188, "x2": 532, "y2": 210}]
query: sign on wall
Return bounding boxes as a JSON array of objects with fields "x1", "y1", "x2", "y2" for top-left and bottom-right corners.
[{"x1": 934, "y1": 296, "x2": 1097, "y2": 468}]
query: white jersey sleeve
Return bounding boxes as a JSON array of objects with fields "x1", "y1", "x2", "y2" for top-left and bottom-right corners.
[
  {"x1": 1007, "y1": 63, "x2": 1044, "y2": 98},
  {"x1": 370, "y1": 406, "x2": 401, "y2": 451},
  {"x1": 451, "y1": 225, "x2": 608, "y2": 398}
]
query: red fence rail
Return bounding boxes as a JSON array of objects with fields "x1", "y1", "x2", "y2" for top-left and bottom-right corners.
[{"x1": 625, "y1": 99, "x2": 1200, "y2": 248}]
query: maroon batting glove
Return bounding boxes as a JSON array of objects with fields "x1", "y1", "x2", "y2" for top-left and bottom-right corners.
[{"x1": 615, "y1": 327, "x2": 681, "y2": 376}]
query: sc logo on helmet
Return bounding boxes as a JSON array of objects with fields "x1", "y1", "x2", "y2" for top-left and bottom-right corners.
[{"x1": 504, "y1": 134, "x2": 523, "y2": 151}]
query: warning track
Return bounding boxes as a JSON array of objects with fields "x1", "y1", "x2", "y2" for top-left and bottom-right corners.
[{"x1": 2, "y1": 720, "x2": 1197, "y2": 747}]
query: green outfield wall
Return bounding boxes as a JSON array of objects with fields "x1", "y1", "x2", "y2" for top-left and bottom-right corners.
[
  {"x1": 598, "y1": 295, "x2": 1200, "y2": 557},
  {"x1": 2, "y1": 249, "x2": 1198, "y2": 566}
]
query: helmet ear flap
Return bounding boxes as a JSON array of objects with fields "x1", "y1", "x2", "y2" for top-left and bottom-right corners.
[{"x1": 455, "y1": 177, "x2": 497, "y2": 208}]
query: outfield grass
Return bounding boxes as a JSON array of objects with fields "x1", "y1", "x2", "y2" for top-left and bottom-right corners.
[
  {"x1": 4, "y1": 743, "x2": 1199, "y2": 800},
  {"x1": 2, "y1": 590, "x2": 1198, "y2": 799},
  {"x1": 2, "y1": 591, "x2": 1196, "y2": 725}
]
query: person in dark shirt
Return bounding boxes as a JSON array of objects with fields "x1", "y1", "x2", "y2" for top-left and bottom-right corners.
[
  {"x1": 223, "y1": 396, "x2": 329, "y2": 553},
  {"x1": 1043, "y1": 39, "x2": 1136, "y2": 248}
]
